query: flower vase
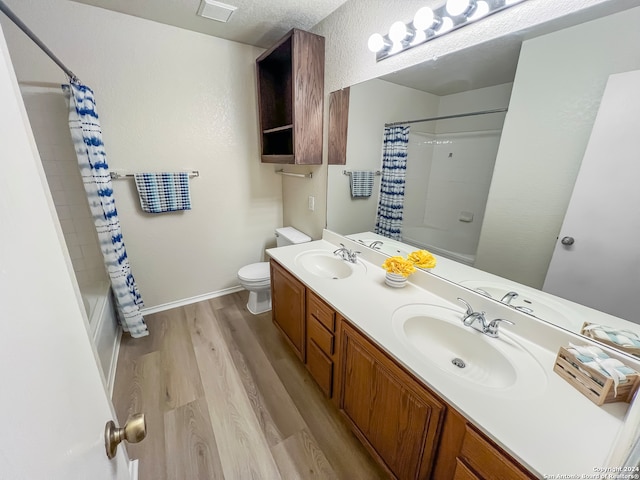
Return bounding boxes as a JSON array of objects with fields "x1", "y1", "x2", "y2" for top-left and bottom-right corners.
[{"x1": 385, "y1": 272, "x2": 408, "y2": 288}]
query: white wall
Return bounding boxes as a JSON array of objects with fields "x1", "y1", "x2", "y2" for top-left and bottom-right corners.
[
  {"x1": 326, "y1": 79, "x2": 439, "y2": 234},
  {"x1": 475, "y1": 6, "x2": 640, "y2": 289},
  {"x1": 435, "y1": 83, "x2": 513, "y2": 133},
  {"x1": 0, "y1": 0, "x2": 283, "y2": 309}
]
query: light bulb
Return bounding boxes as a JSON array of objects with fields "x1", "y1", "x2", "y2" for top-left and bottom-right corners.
[
  {"x1": 410, "y1": 30, "x2": 427, "y2": 46},
  {"x1": 389, "y1": 41, "x2": 403, "y2": 55},
  {"x1": 435, "y1": 17, "x2": 454, "y2": 35},
  {"x1": 414, "y1": 7, "x2": 438, "y2": 30},
  {"x1": 446, "y1": 0, "x2": 475, "y2": 17},
  {"x1": 367, "y1": 33, "x2": 386, "y2": 53},
  {"x1": 468, "y1": 1, "x2": 489, "y2": 20},
  {"x1": 389, "y1": 21, "x2": 409, "y2": 43}
]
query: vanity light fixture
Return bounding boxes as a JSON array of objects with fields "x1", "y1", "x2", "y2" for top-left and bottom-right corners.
[{"x1": 368, "y1": 0, "x2": 528, "y2": 61}]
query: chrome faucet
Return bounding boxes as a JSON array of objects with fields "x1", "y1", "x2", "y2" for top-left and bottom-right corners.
[
  {"x1": 484, "y1": 318, "x2": 515, "y2": 338},
  {"x1": 333, "y1": 243, "x2": 360, "y2": 264},
  {"x1": 500, "y1": 291, "x2": 518, "y2": 304},
  {"x1": 457, "y1": 298, "x2": 515, "y2": 338},
  {"x1": 457, "y1": 298, "x2": 487, "y2": 331},
  {"x1": 369, "y1": 240, "x2": 383, "y2": 250}
]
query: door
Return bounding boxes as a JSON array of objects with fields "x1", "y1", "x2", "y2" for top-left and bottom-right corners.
[
  {"x1": 543, "y1": 70, "x2": 640, "y2": 321},
  {"x1": 0, "y1": 26, "x2": 131, "y2": 479}
]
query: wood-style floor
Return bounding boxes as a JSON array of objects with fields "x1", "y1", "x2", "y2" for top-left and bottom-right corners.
[{"x1": 112, "y1": 291, "x2": 387, "y2": 479}]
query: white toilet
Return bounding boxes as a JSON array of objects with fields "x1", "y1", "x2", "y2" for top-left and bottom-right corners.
[{"x1": 237, "y1": 226, "x2": 311, "y2": 314}]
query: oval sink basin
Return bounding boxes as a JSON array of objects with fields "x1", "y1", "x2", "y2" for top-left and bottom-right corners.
[
  {"x1": 295, "y1": 250, "x2": 366, "y2": 279},
  {"x1": 392, "y1": 304, "x2": 547, "y2": 397},
  {"x1": 459, "y1": 280, "x2": 581, "y2": 331}
]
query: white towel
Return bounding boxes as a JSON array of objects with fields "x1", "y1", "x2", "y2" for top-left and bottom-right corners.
[{"x1": 350, "y1": 171, "x2": 374, "y2": 198}]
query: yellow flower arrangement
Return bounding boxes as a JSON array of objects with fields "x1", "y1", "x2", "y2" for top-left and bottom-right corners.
[
  {"x1": 381, "y1": 250, "x2": 437, "y2": 278},
  {"x1": 407, "y1": 249, "x2": 437, "y2": 269},
  {"x1": 382, "y1": 256, "x2": 416, "y2": 277}
]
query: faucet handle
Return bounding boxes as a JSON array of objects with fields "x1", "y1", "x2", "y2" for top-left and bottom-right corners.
[
  {"x1": 485, "y1": 318, "x2": 515, "y2": 337},
  {"x1": 457, "y1": 298, "x2": 474, "y2": 316}
]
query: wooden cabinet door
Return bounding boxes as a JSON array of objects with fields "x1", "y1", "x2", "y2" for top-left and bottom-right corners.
[
  {"x1": 453, "y1": 459, "x2": 481, "y2": 480},
  {"x1": 270, "y1": 260, "x2": 305, "y2": 361},
  {"x1": 340, "y1": 322, "x2": 444, "y2": 480}
]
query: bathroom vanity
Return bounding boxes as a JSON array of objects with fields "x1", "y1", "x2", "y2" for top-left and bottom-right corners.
[{"x1": 267, "y1": 230, "x2": 636, "y2": 479}]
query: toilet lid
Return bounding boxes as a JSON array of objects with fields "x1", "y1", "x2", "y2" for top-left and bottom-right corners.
[{"x1": 238, "y1": 262, "x2": 270, "y2": 282}]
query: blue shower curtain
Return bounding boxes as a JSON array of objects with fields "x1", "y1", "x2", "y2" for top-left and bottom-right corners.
[
  {"x1": 375, "y1": 125, "x2": 410, "y2": 240},
  {"x1": 63, "y1": 81, "x2": 148, "y2": 338}
]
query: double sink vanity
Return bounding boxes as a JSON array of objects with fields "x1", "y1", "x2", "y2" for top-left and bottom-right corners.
[{"x1": 266, "y1": 230, "x2": 637, "y2": 479}]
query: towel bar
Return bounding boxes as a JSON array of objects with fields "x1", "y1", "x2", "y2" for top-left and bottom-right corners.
[
  {"x1": 110, "y1": 171, "x2": 199, "y2": 179},
  {"x1": 275, "y1": 169, "x2": 313, "y2": 179},
  {"x1": 343, "y1": 170, "x2": 381, "y2": 176}
]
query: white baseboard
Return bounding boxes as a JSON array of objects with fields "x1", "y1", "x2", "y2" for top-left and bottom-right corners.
[
  {"x1": 129, "y1": 458, "x2": 139, "y2": 480},
  {"x1": 140, "y1": 285, "x2": 245, "y2": 315}
]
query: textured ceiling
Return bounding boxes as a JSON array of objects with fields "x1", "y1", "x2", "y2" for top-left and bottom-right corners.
[
  {"x1": 67, "y1": 0, "x2": 639, "y2": 97},
  {"x1": 70, "y1": 0, "x2": 349, "y2": 48}
]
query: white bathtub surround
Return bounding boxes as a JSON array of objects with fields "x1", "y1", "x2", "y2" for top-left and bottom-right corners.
[
  {"x1": 81, "y1": 281, "x2": 121, "y2": 395},
  {"x1": 267, "y1": 229, "x2": 640, "y2": 475},
  {"x1": 402, "y1": 226, "x2": 476, "y2": 266},
  {"x1": 403, "y1": 129, "x2": 502, "y2": 262}
]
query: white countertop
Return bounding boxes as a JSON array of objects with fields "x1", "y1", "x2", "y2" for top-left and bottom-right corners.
[{"x1": 267, "y1": 230, "x2": 636, "y2": 477}]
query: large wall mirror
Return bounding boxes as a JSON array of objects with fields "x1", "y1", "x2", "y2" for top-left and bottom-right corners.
[{"x1": 326, "y1": 3, "x2": 640, "y2": 359}]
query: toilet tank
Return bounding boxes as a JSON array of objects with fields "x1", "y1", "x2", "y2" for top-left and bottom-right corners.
[{"x1": 275, "y1": 227, "x2": 311, "y2": 247}]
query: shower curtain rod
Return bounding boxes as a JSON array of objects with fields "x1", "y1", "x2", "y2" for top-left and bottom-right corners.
[
  {"x1": 0, "y1": 0, "x2": 78, "y2": 82},
  {"x1": 385, "y1": 108, "x2": 508, "y2": 127}
]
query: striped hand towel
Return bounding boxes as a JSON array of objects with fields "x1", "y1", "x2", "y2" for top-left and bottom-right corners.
[
  {"x1": 134, "y1": 172, "x2": 192, "y2": 213},
  {"x1": 350, "y1": 171, "x2": 374, "y2": 198}
]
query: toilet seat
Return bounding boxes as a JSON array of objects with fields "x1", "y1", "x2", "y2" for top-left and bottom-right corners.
[{"x1": 238, "y1": 262, "x2": 270, "y2": 283}]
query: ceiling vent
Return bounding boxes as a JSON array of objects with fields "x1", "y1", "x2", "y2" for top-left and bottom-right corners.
[{"x1": 197, "y1": 0, "x2": 237, "y2": 23}]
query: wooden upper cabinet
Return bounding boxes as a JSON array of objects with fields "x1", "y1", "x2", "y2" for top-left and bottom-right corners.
[
  {"x1": 256, "y1": 29, "x2": 325, "y2": 164},
  {"x1": 328, "y1": 88, "x2": 350, "y2": 165}
]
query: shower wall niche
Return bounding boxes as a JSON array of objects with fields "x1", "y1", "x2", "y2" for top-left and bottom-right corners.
[{"x1": 20, "y1": 85, "x2": 106, "y2": 288}]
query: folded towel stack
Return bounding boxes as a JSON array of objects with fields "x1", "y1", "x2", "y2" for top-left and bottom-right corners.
[
  {"x1": 567, "y1": 343, "x2": 636, "y2": 395},
  {"x1": 350, "y1": 171, "x2": 374, "y2": 198},
  {"x1": 134, "y1": 172, "x2": 192, "y2": 214},
  {"x1": 581, "y1": 323, "x2": 640, "y2": 348}
]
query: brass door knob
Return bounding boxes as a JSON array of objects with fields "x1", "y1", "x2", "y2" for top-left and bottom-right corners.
[{"x1": 105, "y1": 413, "x2": 147, "y2": 459}]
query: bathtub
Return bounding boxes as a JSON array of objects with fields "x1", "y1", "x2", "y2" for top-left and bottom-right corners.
[
  {"x1": 81, "y1": 281, "x2": 120, "y2": 395},
  {"x1": 402, "y1": 226, "x2": 476, "y2": 266}
]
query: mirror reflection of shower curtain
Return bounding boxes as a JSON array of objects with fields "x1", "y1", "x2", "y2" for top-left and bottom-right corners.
[
  {"x1": 63, "y1": 81, "x2": 148, "y2": 338},
  {"x1": 375, "y1": 125, "x2": 410, "y2": 240}
]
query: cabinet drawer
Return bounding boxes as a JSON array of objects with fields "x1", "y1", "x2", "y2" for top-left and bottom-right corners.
[
  {"x1": 308, "y1": 315, "x2": 334, "y2": 355},
  {"x1": 307, "y1": 291, "x2": 335, "y2": 331},
  {"x1": 460, "y1": 425, "x2": 533, "y2": 480},
  {"x1": 307, "y1": 339, "x2": 333, "y2": 397}
]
